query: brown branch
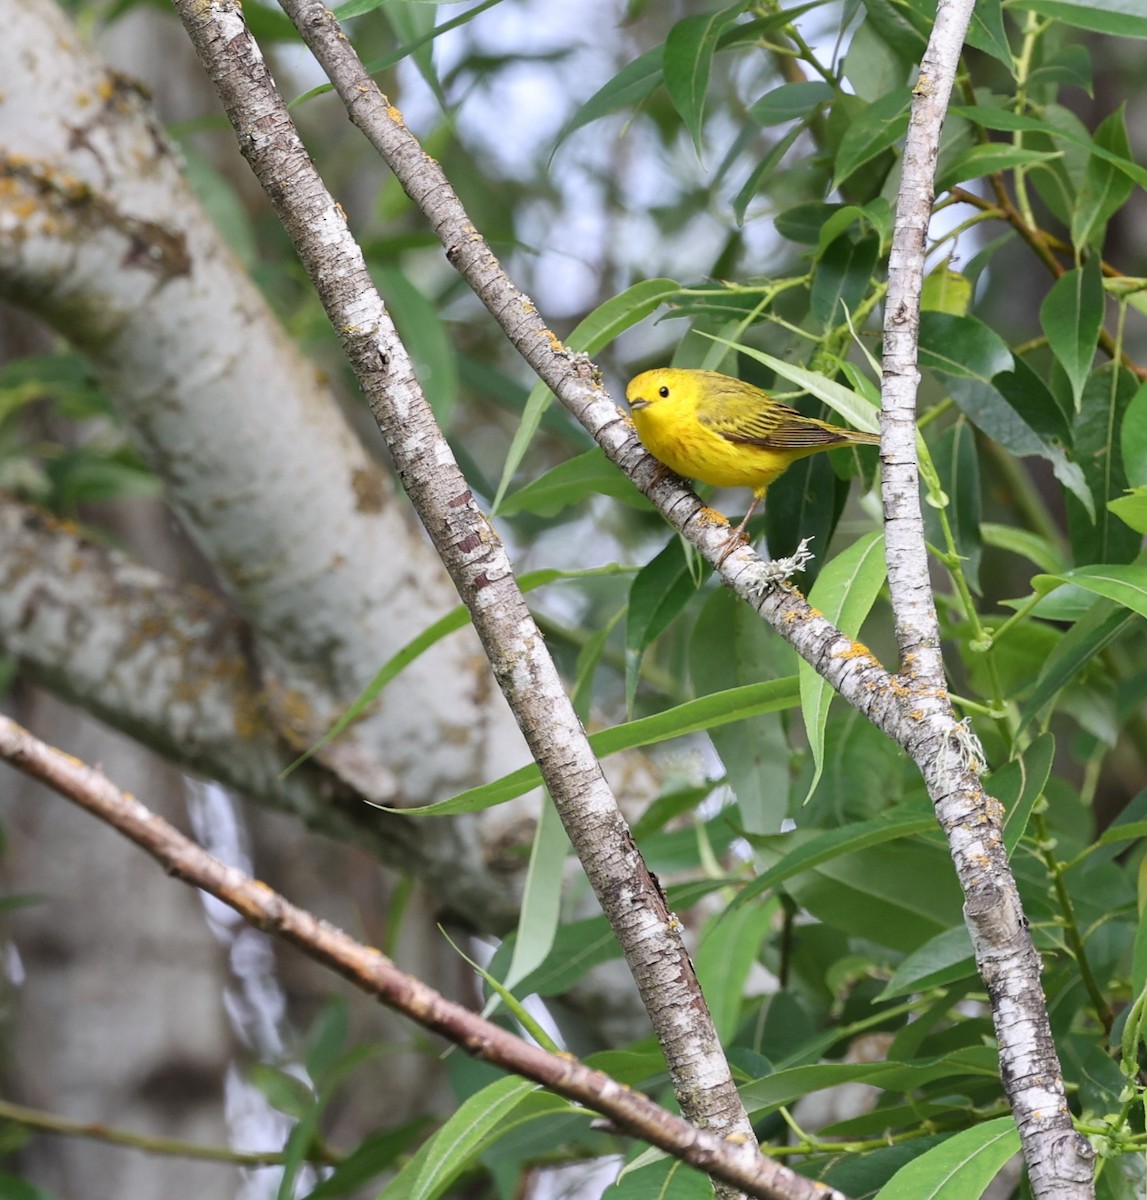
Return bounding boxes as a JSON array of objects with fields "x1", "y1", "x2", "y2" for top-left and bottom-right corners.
[
  {"x1": 167, "y1": 0, "x2": 761, "y2": 1188},
  {"x1": 0, "y1": 714, "x2": 845, "y2": 1200}
]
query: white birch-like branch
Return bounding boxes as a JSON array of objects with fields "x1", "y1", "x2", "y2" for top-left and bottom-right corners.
[
  {"x1": 168, "y1": 0, "x2": 769, "y2": 1186},
  {"x1": 277, "y1": 2, "x2": 1095, "y2": 1194},
  {"x1": 0, "y1": 496, "x2": 530, "y2": 927},
  {"x1": 876, "y1": 3, "x2": 1094, "y2": 1196},
  {"x1": 0, "y1": 714, "x2": 846, "y2": 1200},
  {"x1": 0, "y1": 0, "x2": 535, "y2": 827}
]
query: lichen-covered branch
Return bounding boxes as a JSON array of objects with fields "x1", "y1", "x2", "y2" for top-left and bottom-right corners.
[{"x1": 876, "y1": 2, "x2": 1093, "y2": 1195}]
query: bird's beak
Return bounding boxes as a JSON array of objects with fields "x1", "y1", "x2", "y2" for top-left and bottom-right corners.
[{"x1": 629, "y1": 397, "x2": 649, "y2": 411}]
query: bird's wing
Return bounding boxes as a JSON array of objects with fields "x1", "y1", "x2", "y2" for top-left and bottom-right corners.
[{"x1": 700, "y1": 401, "x2": 852, "y2": 450}]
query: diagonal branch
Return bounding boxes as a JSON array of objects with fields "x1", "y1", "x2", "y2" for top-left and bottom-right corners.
[
  {"x1": 0, "y1": 714, "x2": 845, "y2": 1200},
  {"x1": 168, "y1": 0, "x2": 766, "y2": 1190},
  {"x1": 277, "y1": 1, "x2": 1095, "y2": 1194}
]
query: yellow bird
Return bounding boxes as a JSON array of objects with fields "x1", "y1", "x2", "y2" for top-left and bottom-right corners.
[{"x1": 626, "y1": 368, "x2": 880, "y2": 560}]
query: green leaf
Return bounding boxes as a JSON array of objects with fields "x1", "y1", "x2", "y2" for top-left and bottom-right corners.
[
  {"x1": 282, "y1": 565, "x2": 635, "y2": 777},
  {"x1": 498, "y1": 448, "x2": 651, "y2": 517},
  {"x1": 734, "y1": 813, "x2": 936, "y2": 912},
  {"x1": 1040, "y1": 260, "x2": 1104, "y2": 411},
  {"x1": 305, "y1": 1000, "x2": 349, "y2": 1088},
  {"x1": 695, "y1": 903, "x2": 776, "y2": 1041},
  {"x1": 993, "y1": 356, "x2": 1072, "y2": 447},
  {"x1": 810, "y1": 232, "x2": 881, "y2": 328},
  {"x1": 799, "y1": 532, "x2": 887, "y2": 801},
  {"x1": 877, "y1": 926, "x2": 975, "y2": 1000},
  {"x1": 492, "y1": 278, "x2": 680, "y2": 512},
  {"x1": 552, "y1": 45, "x2": 664, "y2": 152},
  {"x1": 917, "y1": 314, "x2": 1093, "y2": 518},
  {"x1": 924, "y1": 420, "x2": 982, "y2": 593},
  {"x1": 1072, "y1": 106, "x2": 1135, "y2": 249},
  {"x1": 392, "y1": 676, "x2": 801, "y2": 816},
  {"x1": 1068, "y1": 364, "x2": 1141, "y2": 560},
  {"x1": 949, "y1": 105, "x2": 1147, "y2": 189},
  {"x1": 740, "y1": 1048, "x2": 1000, "y2": 1116},
  {"x1": 663, "y1": 1, "x2": 750, "y2": 154},
  {"x1": 493, "y1": 798, "x2": 569, "y2": 1006},
  {"x1": 921, "y1": 260, "x2": 973, "y2": 316},
  {"x1": 733, "y1": 122, "x2": 806, "y2": 223},
  {"x1": 964, "y1": 0, "x2": 1012, "y2": 66},
  {"x1": 1109, "y1": 490, "x2": 1147, "y2": 535},
  {"x1": 873, "y1": 1117, "x2": 1020, "y2": 1199},
  {"x1": 690, "y1": 588, "x2": 794, "y2": 835},
  {"x1": 832, "y1": 88, "x2": 911, "y2": 191},
  {"x1": 747, "y1": 81, "x2": 835, "y2": 126},
  {"x1": 383, "y1": 1076, "x2": 537, "y2": 1200},
  {"x1": 935, "y1": 144, "x2": 1062, "y2": 194},
  {"x1": 1012, "y1": 0, "x2": 1147, "y2": 38},
  {"x1": 250, "y1": 1064, "x2": 314, "y2": 1120},
  {"x1": 625, "y1": 539, "x2": 701, "y2": 712},
  {"x1": 704, "y1": 337, "x2": 880, "y2": 434},
  {"x1": 1018, "y1": 602, "x2": 1135, "y2": 733},
  {"x1": 981, "y1": 524, "x2": 1068, "y2": 574},
  {"x1": 1033, "y1": 563, "x2": 1147, "y2": 620},
  {"x1": 491, "y1": 915, "x2": 622, "y2": 999},
  {"x1": 996, "y1": 731, "x2": 1056, "y2": 855},
  {"x1": 1122, "y1": 379, "x2": 1147, "y2": 487},
  {"x1": 376, "y1": 267, "x2": 458, "y2": 425},
  {"x1": 307, "y1": 1120, "x2": 434, "y2": 1197}
]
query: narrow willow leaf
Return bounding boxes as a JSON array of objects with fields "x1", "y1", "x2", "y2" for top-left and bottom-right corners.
[
  {"x1": 498, "y1": 448, "x2": 651, "y2": 517},
  {"x1": 741, "y1": 1048, "x2": 1000, "y2": 1116},
  {"x1": 282, "y1": 565, "x2": 635, "y2": 777},
  {"x1": 496, "y1": 797, "x2": 569, "y2": 1001},
  {"x1": 386, "y1": 677, "x2": 801, "y2": 816},
  {"x1": 1040, "y1": 261, "x2": 1103, "y2": 411},
  {"x1": 1072, "y1": 105, "x2": 1135, "y2": 249},
  {"x1": 552, "y1": 46, "x2": 664, "y2": 152},
  {"x1": 935, "y1": 144, "x2": 1063, "y2": 193},
  {"x1": 832, "y1": 89, "x2": 911, "y2": 191},
  {"x1": 1012, "y1": 0, "x2": 1147, "y2": 38},
  {"x1": 733, "y1": 813, "x2": 935, "y2": 911},
  {"x1": 799, "y1": 532, "x2": 887, "y2": 802},
  {"x1": 625, "y1": 538, "x2": 701, "y2": 712},
  {"x1": 702, "y1": 335, "x2": 880, "y2": 433},
  {"x1": 663, "y1": 1, "x2": 750, "y2": 155},
  {"x1": 874, "y1": 1117, "x2": 1020, "y2": 1199},
  {"x1": 1032, "y1": 563, "x2": 1147, "y2": 620}
]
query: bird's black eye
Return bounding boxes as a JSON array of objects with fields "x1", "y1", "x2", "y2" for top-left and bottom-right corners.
[{"x1": 658, "y1": 386, "x2": 670, "y2": 398}]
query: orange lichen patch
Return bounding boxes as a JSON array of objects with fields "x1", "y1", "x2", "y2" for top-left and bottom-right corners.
[
  {"x1": 695, "y1": 506, "x2": 730, "y2": 528},
  {"x1": 543, "y1": 329, "x2": 565, "y2": 353},
  {"x1": 833, "y1": 640, "x2": 876, "y2": 661},
  {"x1": 96, "y1": 76, "x2": 117, "y2": 103},
  {"x1": 909, "y1": 709, "x2": 924, "y2": 720},
  {"x1": 386, "y1": 104, "x2": 405, "y2": 126}
]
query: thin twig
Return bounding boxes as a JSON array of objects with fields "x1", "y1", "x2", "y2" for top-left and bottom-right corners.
[{"x1": 0, "y1": 714, "x2": 845, "y2": 1200}]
